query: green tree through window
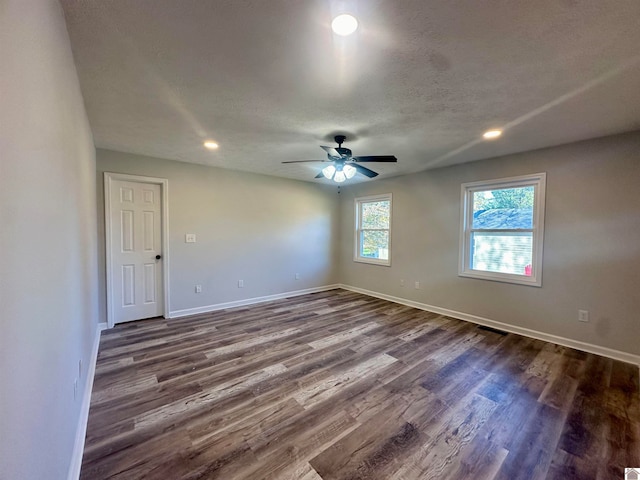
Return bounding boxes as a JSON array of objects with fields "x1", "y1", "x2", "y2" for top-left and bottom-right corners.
[{"x1": 474, "y1": 186, "x2": 534, "y2": 210}]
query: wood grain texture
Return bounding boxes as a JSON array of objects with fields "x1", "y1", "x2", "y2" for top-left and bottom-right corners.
[{"x1": 81, "y1": 289, "x2": 640, "y2": 480}]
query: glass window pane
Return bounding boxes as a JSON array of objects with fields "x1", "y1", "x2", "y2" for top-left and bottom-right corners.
[
  {"x1": 471, "y1": 232, "x2": 533, "y2": 275},
  {"x1": 361, "y1": 201, "x2": 390, "y2": 229},
  {"x1": 472, "y1": 186, "x2": 534, "y2": 229},
  {"x1": 360, "y1": 230, "x2": 389, "y2": 260}
]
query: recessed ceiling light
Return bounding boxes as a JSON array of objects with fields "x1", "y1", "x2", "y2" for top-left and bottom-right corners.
[
  {"x1": 483, "y1": 129, "x2": 502, "y2": 140},
  {"x1": 332, "y1": 14, "x2": 358, "y2": 36},
  {"x1": 203, "y1": 141, "x2": 219, "y2": 150}
]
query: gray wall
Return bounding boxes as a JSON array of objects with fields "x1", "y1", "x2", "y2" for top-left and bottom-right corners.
[
  {"x1": 339, "y1": 132, "x2": 640, "y2": 356},
  {"x1": 0, "y1": 1, "x2": 99, "y2": 479},
  {"x1": 96, "y1": 149, "x2": 340, "y2": 321}
]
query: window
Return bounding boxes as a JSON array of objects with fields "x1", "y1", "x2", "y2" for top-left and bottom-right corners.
[
  {"x1": 355, "y1": 194, "x2": 392, "y2": 266},
  {"x1": 459, "y1": 173, "x2": 546, "y2": 286}
]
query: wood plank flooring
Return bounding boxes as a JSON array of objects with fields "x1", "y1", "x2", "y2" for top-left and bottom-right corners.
[{"x1": 81, "y1": 289, "x2": 640, "y2": 479}]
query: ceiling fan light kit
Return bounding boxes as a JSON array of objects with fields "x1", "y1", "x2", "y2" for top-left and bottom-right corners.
[
  {"x1": 322, "y1": 163, "x2": 356, "y2": 182},
  {"x1": 283, "y1": 135, "x2": 398, "y2": 183}
]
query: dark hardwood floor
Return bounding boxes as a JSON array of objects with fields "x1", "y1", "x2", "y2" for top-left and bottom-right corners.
[{"x1": 81, "y1": 289, "x2": 639, "y2": 479}]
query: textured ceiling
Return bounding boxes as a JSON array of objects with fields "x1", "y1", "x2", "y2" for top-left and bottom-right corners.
[{"x1": 60, "y1": 0, "x2": 640, "y2": 184}]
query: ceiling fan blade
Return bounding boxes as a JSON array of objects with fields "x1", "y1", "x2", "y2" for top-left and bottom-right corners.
[
  {"x1": 352, "y1": 163, "x2": 379, "y2": 178},
  {"x1": 320, "y1": 145, "x2": 342, "y2": 158},
  {"x1": 314, "y1": 171, "x2": 325, "y2": 178},
  {"x1": 281, "y1": 160, "x2": 330, "y2": 164},
  {"x1": 352, "y1": 155, "x2": 397, "y2": 162}
]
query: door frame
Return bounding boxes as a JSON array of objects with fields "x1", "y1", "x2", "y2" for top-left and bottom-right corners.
[{"x1": 104, "y1": 172, "x2": 170, "y2": 328}]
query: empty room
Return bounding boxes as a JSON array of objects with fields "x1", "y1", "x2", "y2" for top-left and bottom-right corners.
[{"x1": 1, "y1": 1, "x2": 639, "y2": 479}]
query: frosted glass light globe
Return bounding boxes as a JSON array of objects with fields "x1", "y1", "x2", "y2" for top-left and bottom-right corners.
[
  {"x1": 322, "y1": 165, "x2": 336, "y2": 179},
  {"x1": 343, "y1": 164, "x2": 356, "y2": 179}
]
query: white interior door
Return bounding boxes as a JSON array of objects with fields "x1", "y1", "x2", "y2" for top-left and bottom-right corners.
[{"x1": 108, "y1": 179, "x2": 163, "y2": 324}]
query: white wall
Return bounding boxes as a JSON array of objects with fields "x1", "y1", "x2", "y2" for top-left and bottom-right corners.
[
  {"x1": 339, "y1": 132, "x2": 640, "y2": 356},
  {"x1": 96, "y1": 149, "x2": 340, "y2": 320},
  {"x1": 0, "y1": 1, "x2": 98, "y2": 479}
]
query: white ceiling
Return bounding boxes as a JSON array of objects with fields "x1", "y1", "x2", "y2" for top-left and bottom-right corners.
[{"x1": 60, "y1": 0, "x2": 640, "y2": 184}]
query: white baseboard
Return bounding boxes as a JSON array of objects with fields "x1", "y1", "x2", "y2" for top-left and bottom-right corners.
[
  {"x1": 340, "y1": 284, "x2": 640, "y2": 366},
  {"x1": 169, "y1": 284, "x2": 341, "y2": 318},
  {"x1": 67, "y1": 322, "x2": 106, "y2": 480}
]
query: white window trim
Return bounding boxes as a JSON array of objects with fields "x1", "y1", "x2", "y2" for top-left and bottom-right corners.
[
  {"x1": 459, "y1": 173, "x2": 546, "y2": 287},
  {"x1": 354, "y1": 193, "x2": 392, "y2": 266}
]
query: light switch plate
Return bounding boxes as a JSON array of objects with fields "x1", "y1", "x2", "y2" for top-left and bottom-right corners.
[{"x1": 185, "y1": 233, "x2": 196, "y2": 243}]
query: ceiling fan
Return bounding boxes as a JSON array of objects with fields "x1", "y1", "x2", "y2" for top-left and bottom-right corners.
[{"x1": 282, "y1": 135, "x2": 397, "y2": 182}]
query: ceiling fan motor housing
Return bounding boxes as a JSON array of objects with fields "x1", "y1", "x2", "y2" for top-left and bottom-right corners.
[{"x1": 335, "y1": 147, "x2": 352, "y2": 158}]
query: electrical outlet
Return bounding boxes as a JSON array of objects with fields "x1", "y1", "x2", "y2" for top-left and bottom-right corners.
[
  {"x1": 73, "y1": 378, "x2": 78, "y2": 401},
  {"x1": 78, "y1": 360, "x2": 82, "y2": 380},
  {"x1": 195, "y1": 284, "x2": 202, "y2": 293},
  {"x1": 295, "y1": 273, "x2": 300, "y2": 280},
  {"x1": 578, "y1": 310, "x2": 589, "y2": 322},
  {"x1": 414, "y1": 281, "x2": 420, "y2": 289},
  {"x1": 400, "y1": 279, "x2": 405, "y2": 287},
  {"x1": 238, "y1": 280, "x2": 244, "y2": 288},
  {"x1": 185, "y1": 233, "x2": 196, "y2": 243}
]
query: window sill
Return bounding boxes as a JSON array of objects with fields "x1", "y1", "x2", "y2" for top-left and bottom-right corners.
[
  {"x1": 459, "y1": 270, "x2": 541, "y2": 287},
  {"x1": 354, "y1": 257, "x2": 391, "y2": 267}
]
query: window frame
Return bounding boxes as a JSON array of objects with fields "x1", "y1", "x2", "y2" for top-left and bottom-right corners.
[
  {"x1": 354, "y1": 193, "x2": 392, "y2": 266},
  {"x1": 459, "y1": 173, "x2": 546, "y2": 287}
]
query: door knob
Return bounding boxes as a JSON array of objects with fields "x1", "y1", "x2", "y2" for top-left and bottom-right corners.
[{"x1": 155, "y1": 255, "x2": 162, "y2": 260}]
